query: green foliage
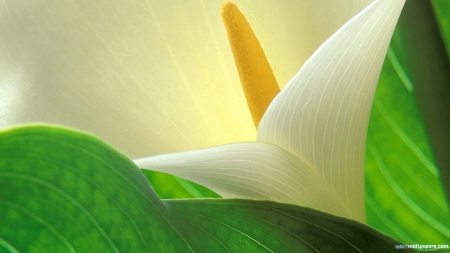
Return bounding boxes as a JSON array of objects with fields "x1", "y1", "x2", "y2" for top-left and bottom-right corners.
[
  {"x1": 0, "y1": 125, "x2": 424, "y2": 252},
  {"x1": 365, "y1": 54, "x2": 450, "y2": 244},
  {"x1": 432, "y1": 0, "x2": 450, "y2": 55},
  {"x1": 364, "y1": 0, "x2": 450, "y2": 246},
  {"x1": 141, "y1": 170, "x2": 220, "y2": 199}
]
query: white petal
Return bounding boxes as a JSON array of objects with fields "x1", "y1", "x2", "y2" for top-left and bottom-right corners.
[
  {"x1": 1, "y1": 0, "x2": 371, "y2": 158},
  {"x1": 135, "y1": 142, "x2": 351, "y2": 220},
  {"x1": 258, "y1": 0, "x2": 405, "y2": 221}
]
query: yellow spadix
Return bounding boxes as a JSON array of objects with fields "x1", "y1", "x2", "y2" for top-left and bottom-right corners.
[{"x1": 221, "y1": 1, "x2": 280, "y2": 128}]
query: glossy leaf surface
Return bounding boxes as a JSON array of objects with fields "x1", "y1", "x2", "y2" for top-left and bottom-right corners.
[
  {"x1": 364, "y1": 0, "x2": 450, "y2": 245},
  {"x1": 0, "y1": 125, "x2": 421, "y2": 252}
]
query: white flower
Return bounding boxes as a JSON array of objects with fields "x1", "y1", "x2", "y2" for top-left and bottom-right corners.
[
  {"x1": 135, "y1": 0, "x2": 405, "y2": 223},
  {"x1": 0, "y1": 0, "x2": 371, "y2": 158},
  {"x1": 0, "y1": 0, "x2": 405, "y2": 223}
]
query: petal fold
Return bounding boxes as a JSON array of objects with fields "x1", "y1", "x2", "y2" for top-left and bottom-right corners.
[
  {"x1": 257, "y1": 0, "x2": 405, "y2": 222},
  {"x1": 135, "y1": 142, "x2": 351, "y2": 220}
]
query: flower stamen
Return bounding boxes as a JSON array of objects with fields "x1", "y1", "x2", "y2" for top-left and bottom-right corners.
[{"x1": 221, "y1": 1, "x2": 280, "y2": 128}]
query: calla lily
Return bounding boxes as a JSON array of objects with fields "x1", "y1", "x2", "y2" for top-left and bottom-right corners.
[
  {"x1": 135, "y1": 0, "x2": 405, "y2": 224},
  {"x1": 0, "y1": 0, "x2": 372, "y2": 158},
  {"x1": 0, "y1": 0, "x2": 405, "y2": 224}
]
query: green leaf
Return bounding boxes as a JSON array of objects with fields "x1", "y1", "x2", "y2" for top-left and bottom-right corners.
[
  {"x1": 364, "y1": 0, "x2": 450, "y2": 246},
  {"x1": 365, "y1": 49, "x2": 450, "y2": 244},
  {"x1": 394, "y1": 0, "x2": 450, "y2": 201},
  {"x1": 141, "y1": 170, "x2": 221, "y2": 199},
  {"x1": 431, "y1": 0, "x2": 450, "y2": 203},
  {"x1": 432, "y1": 0, "x2": 450, "y2": 56},
  {"x1": 0, "y1": 125, "x2": 423, "y2": 252}
]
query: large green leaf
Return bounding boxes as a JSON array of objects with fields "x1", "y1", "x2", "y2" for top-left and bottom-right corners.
[
  {"x1": 364, "y1": 0, "x2": 450, "y2": 246},
  {"x1": 394, "y1": 0, "x2": 450, "y2": 200},
  {"x1": 0, "y1": 125, "x2": 425, "y2": 252},
  {"x1": 365, "y1": 54, "x2": 450, "y2": 244}
]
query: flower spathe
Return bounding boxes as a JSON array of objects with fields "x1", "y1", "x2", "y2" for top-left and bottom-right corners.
[
  {"x1": 0, "y1": 0, "x2": 372, "y2": 159},
  {"x1": 135, "y1": 0, "x2": 406, "y2": 223}
]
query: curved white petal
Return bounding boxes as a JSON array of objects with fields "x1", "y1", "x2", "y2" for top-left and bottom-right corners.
[
  {"x1": 135, "y1": 142, "x2": 352, "y2": 220},
  {"x1": 0, "y1": 0, "x2": 371, "y2": 158},
  {"x1": 258, "y1": 0, "x2": 405, "y2": 221}
]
